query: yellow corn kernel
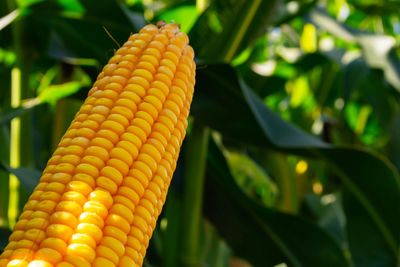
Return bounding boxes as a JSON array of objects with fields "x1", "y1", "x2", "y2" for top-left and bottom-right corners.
[
  {"x1": 96, "y1": 245, "x2": 119, "y2": 265},
  {"x1": 34, "y1": 248, "x2": 62, "y2": 264},
  {"x1": 39, "y1": 238, "x2": 67, "y2": 255},
  {"x1": 27, "y1": 260, "x2": 53, "y2": 267},
  {"x1": 46, "y1": 224, "x2": 73, "y2": 242},
  {"x1": 93, "y1": 257, "x2": 116, "y2": 267},
  {"x1": 70, "y1": 234, "x2": 96, "y2": 249},
  {"x1": 0, "y1": 22, "x2": 195, "y2": 266},
  {"x1": 76, "y1": 223, "x2": 103, "y2": 243},
  {"x1": 55, "y1": 263, "x2": 74, "y2": 267},
  {"x1": 63, "y1": 255, "x2": 90, "y2": 267},
  {"x1": 66, "y1": 244, "x2": 96, "y2": 262}
]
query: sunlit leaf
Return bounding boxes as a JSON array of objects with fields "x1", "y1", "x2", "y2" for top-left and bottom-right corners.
[
  {"x1": 289, "y1": 75, "x2": 310, "y2": 108},
  {"x1": 38, "y1": 81, "x2": 87, "y2": 105},
  {"x1": 204, "y1": 138, "x2": 350, "y2": 266},
  {"x1": 192, "y1": 64, "x2": 400, "y2": 265},
  {"x1": 300, "y1": 23, "x2": 317, "y2": 53}
]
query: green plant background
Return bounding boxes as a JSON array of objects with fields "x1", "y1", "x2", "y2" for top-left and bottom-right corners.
[{"x1": 0, "y1": 0, "x2": 399, "y2": 266}]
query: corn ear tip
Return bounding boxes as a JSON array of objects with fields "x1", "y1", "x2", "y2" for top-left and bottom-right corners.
[
  {"x1": 157, "y1": 20, "x2": 181, "y2": 34},
  {"x1": 156, "y1": 20, "x2": 166, "y2": 28}
]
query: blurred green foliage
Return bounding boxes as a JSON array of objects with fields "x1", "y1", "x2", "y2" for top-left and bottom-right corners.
[{"x1": 0, "y1": 0, "x2": 400, "y2": 266}]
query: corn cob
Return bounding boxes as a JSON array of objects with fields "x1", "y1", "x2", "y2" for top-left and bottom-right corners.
[{"x1": 0, "y1": 21, "x2": 195, "y2": 267}]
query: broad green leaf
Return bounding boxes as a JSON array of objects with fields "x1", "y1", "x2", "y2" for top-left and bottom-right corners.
[
  {"x1": 304, "y1": 193, "x2": 347, "y2": 246},
  {"x1": 0, "y1": 164, "x2": 41, "y2": 193},
  {"x1": 343, "y1": 191, "x2": 395, "y2": 266},
  {"x1": 241, "y1": 79, "x2": 400, "y2": 266},
  {"x1": 189, "y1": 0, "x2": 280, "y2": 62},
  {"x1": 192, "y1": 64, "x2": 400, "y2": 265},
  {"x1": 204, "y1": 138, "x2": 350, "y2": 267}
]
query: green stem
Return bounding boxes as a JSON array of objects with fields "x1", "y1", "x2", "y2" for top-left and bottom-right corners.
[
  {"x1": 180, "y1": 123, "x2": 210, "y2": 266},
  {"x1": 7, "y1": 0, "x2": 33, "y2": 228},
  {"x1": 8, "y1": 68, "x2": 21, "y2": 228}
]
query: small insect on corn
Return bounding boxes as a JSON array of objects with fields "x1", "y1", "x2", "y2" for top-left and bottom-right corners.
[{"x1": 0, "y1": 21, "x2": 195, "y2": 267}]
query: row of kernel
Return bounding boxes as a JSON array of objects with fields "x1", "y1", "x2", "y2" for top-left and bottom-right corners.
[
  {"x1": 57, "y1": 25, "x2": 182, "y2": 267},
  {"x1": 91, "y1": 25, "x2": 187, "y2": 267},
  {"x1": 124, "y1": 44, "x2": 195, "y2": 265},
  {"x1": 93, "y1": 27, "x2": 185, "y2": 199},
  {"x1": 91, "y1": 30, "x2": 173, "y2": 194},
  {"x1": 92, "y1": 25, "x2": 187, "y2": 266},
  {"x1": 122, "y1": 112, "x2": 188, "y2": 266},
  {"x1": 131, "y1": 70, "x2": 193, "y2": 266},
  {"x1": 0, "y1": 44, "x2": 145, "y2": 267},
  {"x1": 50, "y1": 27, "x2": 165, "y2": 267},
  {"x1": 89, "y1": 25, "x2": 159, "y2": 96},
  {"x1": 0, "y1": 27, "x2": 162, "y2": 267},
  {"x1": 51, "y1": 27, "x2": 159, "y2": 148},
  {"x1": 0, "y1": 26, "x2": 161, "y2": 267},
  {"x1": 0, "y1": 23, "x2": 185, "y2": 267},
  {"x1": 119, "y1": 44, "x2": 194, "y2": 266},
  {"x1": 49, "y1": 29, "x2": 155, "y2": 153}
]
